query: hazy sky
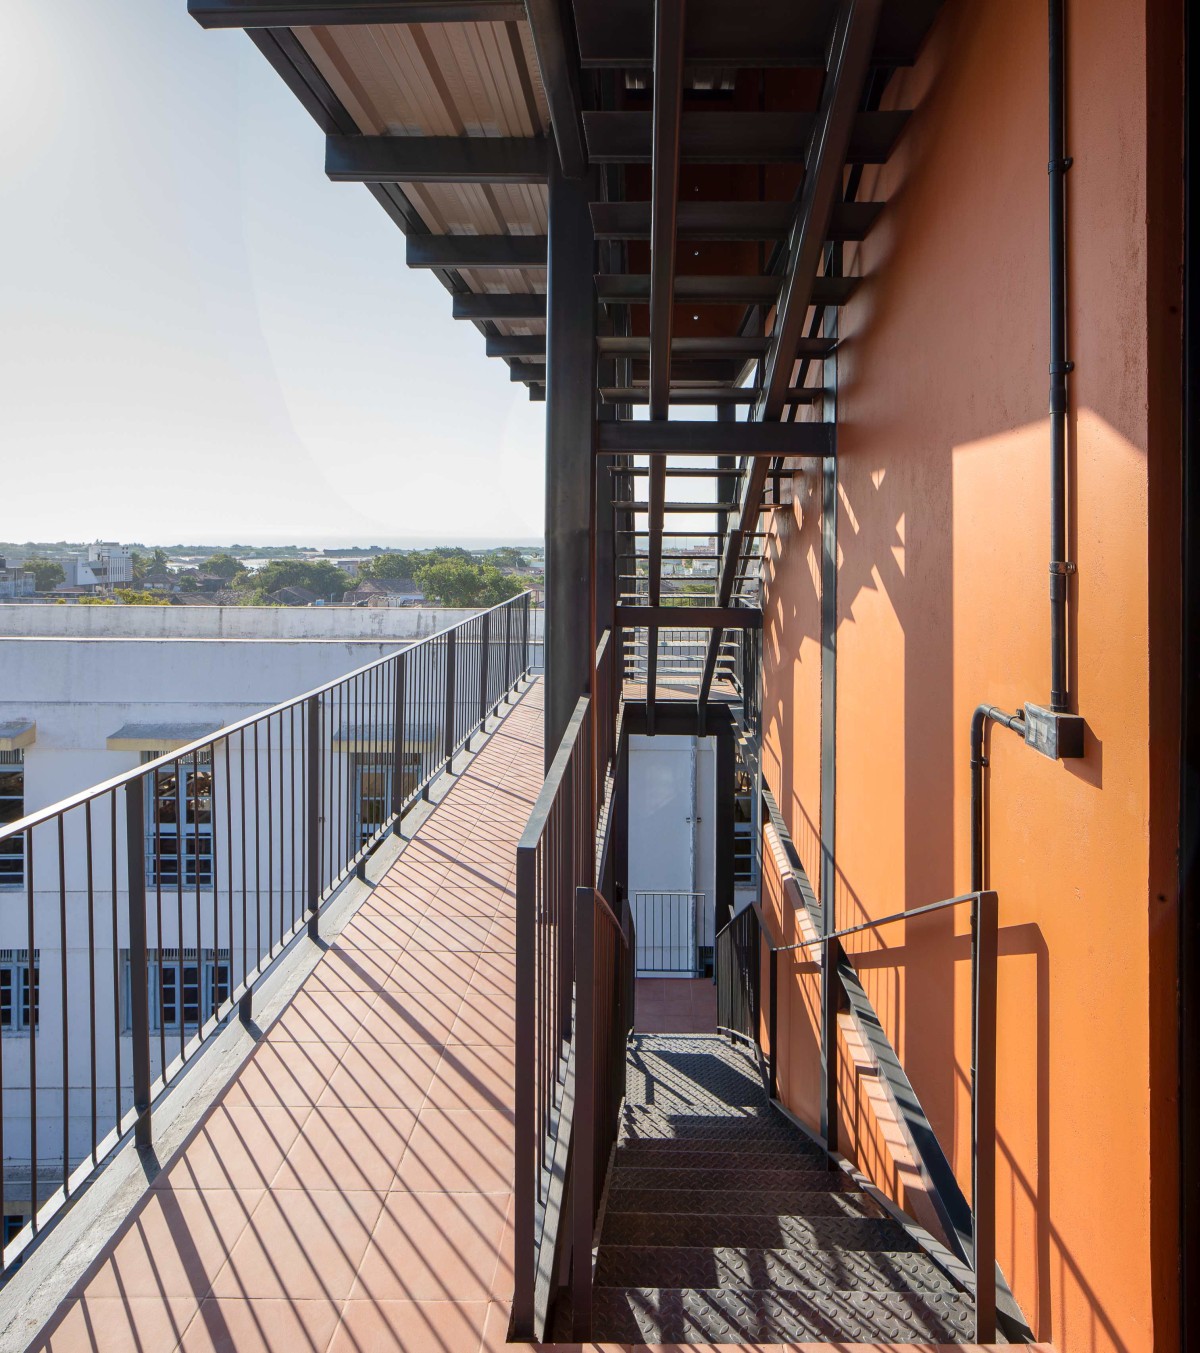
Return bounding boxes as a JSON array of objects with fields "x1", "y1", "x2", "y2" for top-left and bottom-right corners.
[{"x1": 0, "y1": 0, "x2": 547, "y2": 545}]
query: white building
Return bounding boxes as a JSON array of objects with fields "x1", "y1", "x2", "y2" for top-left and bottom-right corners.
[
  {"x1": 63, "y1": 542, "x2": 133, "y2": 592},
  {"x1": 0, "y1": 562, "x2": 35, "y2": 601},
  {"x1": 0, "y1": 603, "x2": 542, "y2": 1236}
]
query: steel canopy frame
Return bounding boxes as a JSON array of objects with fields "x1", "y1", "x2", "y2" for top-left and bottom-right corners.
[
  {"x1": 695, "y1": 0, "x2": 882, "y2": 717},
  {"x1": 644, "y1": 0, "x2": 686, "y2": 736}
]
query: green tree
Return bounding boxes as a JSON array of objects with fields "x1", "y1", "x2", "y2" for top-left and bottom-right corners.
[
  {"x1": 114, "y1": 588, "x2": 171, "y2": 606},
  {"x1": 414, "y1": 559, "x2": 523, "y2": 607},
  {"x1": 206, "y1": 552, "x2": 242, "y2": 580},
  {"x1": 24, "y1": 559, "x2": 64, "y2": 592},
  {"x1": 486, "y1": 546, "x2": 527, "y2": 570},
  {"x1": 254, "y1": 559, "x2": 350, "y2": 598},
  {"x1": 360, "y1": 551, "x2": 416, "y2": 581}
]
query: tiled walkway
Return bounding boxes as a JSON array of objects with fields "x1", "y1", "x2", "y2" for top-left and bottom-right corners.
[
  {"x1": 634, "y1": 977, "x2": 717, "y2": 1034},
  {"x1": 34, "y1": 683, "x2": 543, "y2": 1353}
]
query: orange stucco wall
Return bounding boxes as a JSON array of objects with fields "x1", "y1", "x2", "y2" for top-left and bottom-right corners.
[{"x1": 759, "y1": 1, "x2": 1182, "y2": 1350}]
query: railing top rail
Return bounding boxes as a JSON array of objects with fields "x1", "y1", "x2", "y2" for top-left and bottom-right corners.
[
  {"x1": 594, "y1": 627, "x2": 612, "y2": 666},
  {"x1": 517, "y1": 692, "x2": 591, "y2": 852},
  {"x1": 715, "y1": 890, "x2": 993, "y2": 953},
  {"x1": 586, "y1": 886, "x2": 630, "y2": 950},
  {"x1": 0, "y1": 592, "x2": 531, "y2": 840}
]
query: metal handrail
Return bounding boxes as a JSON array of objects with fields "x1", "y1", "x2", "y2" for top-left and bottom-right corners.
[
  {"x1": 716, "y1": 877, "x2": 998, "y2": 1342},
  {"x1": 0, "y1": 593, "x2": 534, "y2": 841},
  {"x1": 0, "y1": 591, "x2": 533, "y2": 1274}
]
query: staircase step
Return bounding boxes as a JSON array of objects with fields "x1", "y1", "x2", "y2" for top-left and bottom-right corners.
[
  {"x1": 619, "y1": 1111, "x2": 814, "y2": 1145},
  {"x1": 613, "y1": 1143, "x2": 826, "y2": 1170},
  {"x1": 587, "y1": 1286, "x2": 977, "y2": 1344},
  {"x1": 601, "y1": 1211, "x2": 918, "y2": 1251},
  {"x1": 594, "y1": 1243, "x2": 959, "y2": 1295},
  {"x1": 604, "y1": 1187, "x2": 881, "y2": 1219},
  {"x1": 609, "y1": 1164, "x2": 854, "y2": 1192}
]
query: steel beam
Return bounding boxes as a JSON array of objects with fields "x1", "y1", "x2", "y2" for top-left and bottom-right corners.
[
  {"x1": 591, "y1": 199, "x2": 883, "y2": 242},
  {"x1": 486, "y1": 335, "x2": 547, "y2": 360},
  {"x1": 452, "y1": 293, "x2": 546, "y2": 321},
  {"x1": 575, "y1": 0, "x2": 940, "y2": 68},
  {"x1": 585, "y1": 110, "x2": 907, "y2": 165},
  {"x1": 757, "y1": 0, "x2": 881, "y2": 422},
  {"x1": 597, "y1": 420, "x2": 832, "y2": 457},
  {"x1": 597, "y1": 273, "x2": 858, "y2": 306},
  {"x1": 523, "y1": 0, "x2": 588, "y2": 178},
  {"x1": 407, "y1": 235, "x2": 548, "y2": 269},
  {"x1": 616, "y1": 605, "x2": 762, "y2": 629},
  {"x1": 600, "y1": 385, "x2": 819, "y2": 406},
  {"x1": 326, "y1": 134, "x2": 549, "y2": 184},
  {"x1": 544, "y1": 157, "x2": 598, "y2": 766},
  {"x1": 644, "y1": 0, "x2": 686, "y2": 737},
  {"x1": 190, "y1": 0, "x2": 522, "y2": 23}
]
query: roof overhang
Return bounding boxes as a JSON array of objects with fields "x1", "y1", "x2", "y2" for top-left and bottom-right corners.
[{"x1": 0, "y1": 720, "x2": 36, "y2": 752}]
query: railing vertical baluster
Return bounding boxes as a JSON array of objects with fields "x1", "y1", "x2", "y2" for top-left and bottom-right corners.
[
  {"x1": 768, "y1": 943, "x2": 779, "y2": 1099},
  {"x1": 391, "y1": 652, "x2": 407, "y2": 828},
  {"x1": 306, "y1": 694, "x2": 321, "y2": 939},
  {"x1": 124, "y1": 777, "x2": 152, "y2": 1149},
  {"x1": 26, "y1": 828, "x2": 37, "y2": 1229},
  {"x1": 572, "y1": 886, "x2": 595, "y2": 1340},
  {"x1": 513, "y1": 842, "x2": 536, "y2": 1336},
  {"x1": 477, "y1": 610, "x2": 491, "y2": 746},
  {"x1": 57, "y1": 818, "x2": 69, "y2": 1196},
  {"x1": 973, "y1": 889, "x2": 998, "y2": 1343},
  {"x1": 443, "y1": 628, "x2": 457, "y2": 770}
]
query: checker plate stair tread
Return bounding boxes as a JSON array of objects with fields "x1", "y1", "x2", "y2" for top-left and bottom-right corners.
[{"x1": 578, "y1": 1032, "x2": 973, "y2": 1344}]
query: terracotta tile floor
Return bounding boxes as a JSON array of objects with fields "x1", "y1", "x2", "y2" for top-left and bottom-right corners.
[
  {"x1": 33, "y1": 683, "x2": 544, "y2": 1353},
  {"x1": 634, "y1": 977, "x2": 718, "y2": 1034}
]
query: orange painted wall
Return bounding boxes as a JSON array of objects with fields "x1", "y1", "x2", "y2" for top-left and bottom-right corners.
[{"x1": 759, "y1": 1, "x2": 1182, "y2": 1350}]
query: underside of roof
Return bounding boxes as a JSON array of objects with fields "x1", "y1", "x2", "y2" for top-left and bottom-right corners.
[{"x1": 189, "y1": 0, "x2": 944, "y2": 715}]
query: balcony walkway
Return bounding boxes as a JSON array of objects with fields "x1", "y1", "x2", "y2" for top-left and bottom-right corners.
[{"x1": 34, "y1": 682, "x2": 543, "y2": 1353}]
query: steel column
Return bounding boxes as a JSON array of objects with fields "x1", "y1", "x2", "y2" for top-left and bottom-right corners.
[
  {"x1": 972, "y1": 890, "x2": 999, "y2": 1342},
  {"x1": 544, "y1": 151, "x2": 597, "y2": 766},
  {"x1": 123, "y1": 777, "x2": 152, "y2": 1149}
]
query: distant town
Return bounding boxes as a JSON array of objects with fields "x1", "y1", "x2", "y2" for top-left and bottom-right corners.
[{"x1": 0, "y1": 540, "x2": 545, "y2": 609}]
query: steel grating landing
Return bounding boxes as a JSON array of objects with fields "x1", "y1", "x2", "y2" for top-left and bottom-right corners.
[{"x1": 574, "y1": 1032, "x2": 976, "y2": 1345}]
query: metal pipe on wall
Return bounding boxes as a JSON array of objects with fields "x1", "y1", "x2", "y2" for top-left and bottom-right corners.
[{"x1": 1047, "y1": 0, "x2": 1074, "y2": 712}]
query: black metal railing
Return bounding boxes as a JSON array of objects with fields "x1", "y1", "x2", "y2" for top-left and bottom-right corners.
[
  {"x1": 632, "y1": 890, "x2": 704, "y2": 976},
  {"x1": 513, "y1": 692, "x2": 593, "y2": 1337},
  {"x1": 0, "y1": 592, "x2": 531, "y2": 1273},
  {"x1": 513, "y1": 628, "x2": 623, "y2": 1339},
  {"x1": 570, "y1": 884, "x2": 634, "y2": 1338},
  {"x1": 715, "y1": 879, "x2": 999, "y2": 1342},
  {"x1": 716, "y1": 899, "x2": 765, "y2": 1047}
]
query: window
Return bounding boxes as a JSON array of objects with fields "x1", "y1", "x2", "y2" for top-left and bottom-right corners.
[
  {"x1": 3, "y1": 1214, "x2": 26, "y2": 1245},
  {"x1": 352, "y1": 753, "x2": 422, "y2": 847},
  {"x1": 124, "y1": 948, "x2": 231, "y2": 1032},
  {"x1": 0, "y1": 950, "x2": 39, "y2": 1032},
  {"x1": 0, "y1": 751, "x2": 24, "y2": 889},
  {"x1": 143, "y1": 750, "x2": 213, "y2": 888}
]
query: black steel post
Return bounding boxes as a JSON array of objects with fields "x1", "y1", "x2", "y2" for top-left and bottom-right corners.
[
  {"x1": 123, "y1": 777, "x2": 152, "y2": 1149},
  {"x1": 512, "y1": 843, "x2": 537, "y2": 1337},
  {"x1": 1048, "y1": 0, "x2": 1073, "y2": 712},
  {"x1": 477, "y1": 610, "x2": 491, "y2": 745},
  {"x1": 572, "y1": 885, "x2": 595, "y2": 1339},
  {"x1": 444, "y1": 627, "x2": 458, "y2": 768},
  {"x1": 544, "y1": 150, "x2": 597, "y2": 768},
  {"x1": 307, "y1": 694, "x2": 321, "y2": 938},
  {"x1": 819, "y1": 299, "x2": 839, "y2": 1149},
  {"x1": 391, "y1": 652, "x2": 407, "y2": 830},
  {"x1": 972, "y1": 890, "x2": 999, "y2": 1342},
  {"x1": 768, "y1": 943, "x2": 779, "y2": 1099}
]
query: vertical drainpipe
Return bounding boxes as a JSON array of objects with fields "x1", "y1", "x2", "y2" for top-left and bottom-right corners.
[{"x1": 1047, "y1": 0, "x2": 1074, "y2": 712}]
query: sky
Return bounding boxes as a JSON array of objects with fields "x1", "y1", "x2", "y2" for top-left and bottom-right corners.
[{"x1": 0, "y1": 0, "x2": 547, "y2": 546}]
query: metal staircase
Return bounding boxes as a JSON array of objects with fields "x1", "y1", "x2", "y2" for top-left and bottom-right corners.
[{"x1": 569, "y1": 1033, "x2": 977, "y2": 1344}]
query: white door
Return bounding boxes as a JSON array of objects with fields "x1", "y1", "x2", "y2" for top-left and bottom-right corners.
[{"x1": 627, "y1": 735, "x2": 716, "y2": 976}]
